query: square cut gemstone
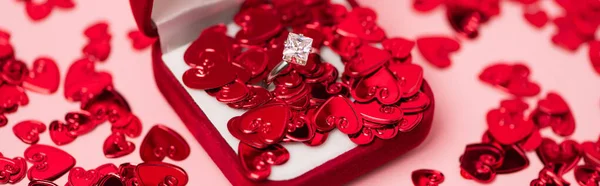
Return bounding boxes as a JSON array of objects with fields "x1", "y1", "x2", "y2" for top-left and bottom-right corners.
[{"x1": 283, "y1": 33, "x2": 313, "y2": 66}]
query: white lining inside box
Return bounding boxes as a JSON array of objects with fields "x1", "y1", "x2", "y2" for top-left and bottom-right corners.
[{"x1": 155, "y1": 0, "x2": 359, "y2": 180}]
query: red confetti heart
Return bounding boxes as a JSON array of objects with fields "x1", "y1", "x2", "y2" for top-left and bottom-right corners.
[
  {"x1": 313, "y1": 96, "x2": 362, "y2": 134},
  {"x1": 13, "y1": 120, "x2": 46, "y2": 144},
  {"x1": 486, "y1": 109, "x2": 534, "y2": 145},
  {"x1": 495, "y1": 145, "x2": 529, "y2": 174},
  {"x1": 25, "y1": 1, "x2": 53, "y2": 21},
  {"x1": 523, "y1": 7, "x2": 548, "y2": 28},
  {"x1": 228, "y1": 103, "x2": 291, "y2": 149},
  {"x1": 530, "y1": 168, "x2": 570, "y2": 186},
  {"x1": 582, "y1": 138, "x2": 600, "y2": 167},
  {"x1": 82, "y1": 39, "x2": 111, "y2": 62},
  {"x1": 48, "y1": 120, "x2": 77, "y2": 145},
  {"x1": 64, "y1": 58, "x2": 113, "y2": 101},
  {"x1": 416, "y1": 36, "x2": 460, "y2": 68},
  {"x1": 84, "y1": 22, "x2": 110, "y2": 40},
  {"x1": 135, "y1": 162, "x2": 189, "y2": 186},
  {"x1": 238, "y1": 143, "x2": 288, "y2": 181},
  {"x1": 345, "y1": 45, "x2": 391, "y2": 77},
  {"x1": 0, "y1": 153, "x2": 27, "y2": 184},
  {"x1": 1, "y1": 59, "x2": 29, "y2": 85},
  {"x1": 24, "y1": 144, "x2": 75, "y2": 181},
  {"x1": 235, "y1": 6, "x2": 283, "y2": 46},
  {"x1": 140, "y1": 125, "x2": 190, "y2": 162},
  {"x1": 574, "y1": 165, "x2": 600, "y2": 186},
  {"x1": 127, "y1": 30, "x2": 155, "y2": 50},
  {"x1": 538, "y1": 92, "x2": 570, "y2": 115},
  {"x1": 535, "y1": 138, "x2": 582, "y2": 175},
  {"x1": 23, "y1": 57, "x2": 60, "y2": 94},
  {"x1": 103, "y1": 132, "x2": 135, "y2": 158},
  {"x1": 352, "y1": 68, "x2": 402, "y2": 104},
  {"x1": 0, "y1": 84, "x2": 29, "y2": 109},
  {"x1": 355, "y1": 101, "x2": 403, "y2": 125},
  {"x1": 66, "y1": 163, "x2": 118, "y2": 186},
  {"x1": 460, "y1": 143, "x2": 504, "y2": 183},
  {"x1": 411, "y1": 169, "x2": 445, "y2": 186}
]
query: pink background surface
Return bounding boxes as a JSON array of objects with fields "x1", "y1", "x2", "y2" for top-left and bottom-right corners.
[{"x1": 1, "y1": 0, "x2": 600, "y2": 186}]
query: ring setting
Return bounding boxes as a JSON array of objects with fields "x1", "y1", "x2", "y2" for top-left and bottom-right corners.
[{"x1": 266, "y1": 33, "x2": 314, "y2": 84}]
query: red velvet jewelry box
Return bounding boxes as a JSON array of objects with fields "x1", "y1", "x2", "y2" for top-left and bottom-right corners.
[{"x1": 130, "y1": 0, "x2": 436, "y2": 185}]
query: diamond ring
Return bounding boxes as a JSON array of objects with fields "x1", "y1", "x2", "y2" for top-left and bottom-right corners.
[{"x1": 266, "y1": 33, "x2": 313, "y2": 84}]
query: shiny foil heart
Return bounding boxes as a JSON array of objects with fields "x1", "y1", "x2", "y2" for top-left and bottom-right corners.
[
  {"x1": 486, "y1": 109, "x2": 534, "y2": 145},
  {"x1": 459, "y1": 143, "x2": 504, "y2": 183},
  {"x1": 13, "y1": 120, "x2": 46, "y2": 144},
  {"x1": 416, "y1": 36, "x2": 460, "y2": 68},
  {"x1": 1, "y1": 59, "x2": 29, "y2": 85},
  {"x1": 64, "y1": 58, "x2": 113, "y2": 101},
  {"x1": 495, "y1": 145, "x2": 529, "y2": 174},
  {"x1": 228, "y1": 103, "x2": 291, "y2": 149},
  {"x1": 0, "y1": 84, "x2": 29, "y2": 109},
  {"x1": 127, "y1": 30, "x2": 156, "y2": 50},
  {"x1": 412, "y1": 169, "x2": 445, "y2": 186},
  {"x1": 24, "y1": 144, "x2": 76, "y2": 181},
  {"x1": 574, "y1": 165, "x2": 600, "y2": 186},
  {"x1": 135, "y1": 162, "x2": 188, "y2": 186},
  {"x1": 23, "y1": 57, "x2": 60, "y2": 94},
  {"x1": 313, "y1": 96, "x2": 362, "y2": 134},
  {"x1": 238, "y1": 143, "x2": 289, "y2": 181},
  {"x1": 0, "y1": 153, "x2": 28, "y2": 184},
  {"x1": 388, "y1": 63, "x2": 424, "y2": 98},
  {"x1": 344, "y1": 45, "x2": 390, "y2": 77},
  {"x1": 48, "y1": 120, "x2": 77, "y2": 145},
  {"x1": 103, "y1": 132, "x2": 135, "y2": 158},
  {"x1": 382, "y1": 37, "x2": 415, "y2": 59},
  {"x1": 535, "y1": 138, "x2": 582, "y2": 175},
  {"x1": 351, "y1": 68, "x2": 402, "y2": 104},
  {"x1": 530, "y1": 168, "x2": 570, "y2": 186},
  {"x1": 582, "y1": 138, "x2": 600, "y2": 168},
  {"x1": 66, "y1": 163, "x2": 118, "y2": 186},
  {"x1": 140, "y1": 125, "x2": 190, "y2": 162},
  {"x1": 28, "y1": 180, "x2": 58, "y2": 186}
]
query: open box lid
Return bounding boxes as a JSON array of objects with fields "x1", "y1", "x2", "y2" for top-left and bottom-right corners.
[{"x1": 130, "y1": 0, "x2": 242, "y2": 52}]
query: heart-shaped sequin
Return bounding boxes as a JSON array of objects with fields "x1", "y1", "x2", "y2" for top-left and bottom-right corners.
[
  {"x1": 23, "y1": 57, "x2": 60, "y2": 94},
  {"x1": 344, "y1": 45, "x2": 390, "y2": 77},
  {"x1": 235, "y1": 6, "x2": 283, "y2": 46},
  {"x1": 459, "y1": 143, "x2": 504, "y2": 183},
  {"x1": 411, "y1": 169, "x2": 445, "y2": 186},
  {"x1": 313, "y1": 96, "x2": 362, "y2": 134},
  {"x1": 103, "y1": 132, "x2": 135, "y2": 158},
  {"x1": 382, "y1": 37, "x2": 415, "y2": 59},
  {"x1": 574, "y1": 165, "x2": 600, "y2": 186},
  {"x1": 238, "y1": 143, "x2": 288, "y2": 181},
  {"x1": 496, "y1": 145, "x2": 529, "y2": 174},
  {"x1": 388, "y1": 63, "x2": 424, "y2": 98},
  {"x1": 1, "y1": 59, "x2": 29, "y2": 85},
  {"x1": 582, "y1": 138, "x2": 600, "y2": 167},
  {"x1": 135, "y1": 162, "x2": 188, "y2": 186},
  {"x1": 416, "y1": 36, "x2": 460, "y2": 68},
  {"x1": 530, "y1": 168, "x2": 570, "y2": 186},
  {"x1": 182, "y1": 58, "x2": 237, "y2": 90},
  {"x1": 352, "y1": 68, "x2": 402, "y2": 104},
  {"x1": 354, "y1": 101, "x2": 403, "y2": 124},
  {"x1": 228, "y1": 103, "x2": 291, "y2": 149},
  {"x1": 13, "y1": 120, "x2": 46, "y2": 144},
  {"x1": 140, "y1": 125, "x2": 190, "y2": 162},
  {"x1": 486, "y1": 109, "x2": 534, "y2": 145},
  {"x1": 66, "y1": 163, "x2": 118, "y2": 186},
  {"x1": 25, "y1": 1, "x2": 53, "y2": 21},
  {"x1": 536, "y1": 138, "x2": 582, "y2": 175},
  {"x1": 24, "y1": 144, "x2": 75, "y2": 181},
  {"x1": 538, "y1": 92, "x2": 570, "y2": 115},
  {"x1": 413, "y1": 0, "x2": 442, "y2": 12},
  {"x1": 64, "y1": 58, "x2": 113, "y2": 101},
  {"x1": 48, "y1": 120, "x2": 77, "y2": 146},
  {"x1": 523, "y1": 8, "x2": 548, "y2": 28},
  {"x1": 0, "y1": 153, "x2": 27, "y2": 184}
]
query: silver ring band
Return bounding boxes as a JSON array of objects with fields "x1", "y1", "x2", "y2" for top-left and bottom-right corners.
[{"x1": 266, "y1": 60, "x2": 290, "y2": 84}]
